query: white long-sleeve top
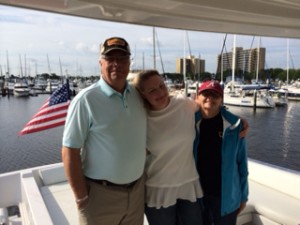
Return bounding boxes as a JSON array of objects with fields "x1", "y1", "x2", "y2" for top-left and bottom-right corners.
[{"x1": 145, "y1": 94, "x2": 204, "y2": 209}]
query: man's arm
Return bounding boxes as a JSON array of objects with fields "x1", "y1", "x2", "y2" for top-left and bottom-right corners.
[{"x1": 62, "y1": 146, "x2": 88, "y2": 208}]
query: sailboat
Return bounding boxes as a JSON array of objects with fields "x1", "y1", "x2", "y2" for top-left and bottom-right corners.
[
  {"x1": 223, "y1": 35, "x2": 275, "y2": 108},
  {"x1": 284, "y1": 39, "x2": 300, "y2": 101},
  {"x1": 13, "y1": 55, "x2": 30, "y2": 97},
  {"x1": 269, "y1": 39, "x2": 289, "y2": 106}
]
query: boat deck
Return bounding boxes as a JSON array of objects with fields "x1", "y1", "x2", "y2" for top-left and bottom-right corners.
[{"x1": 1, "y1": 160, "x2": 300, "y2": 225}]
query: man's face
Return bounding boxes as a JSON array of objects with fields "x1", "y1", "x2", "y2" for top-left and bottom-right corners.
[{"x1": 100, "y1": 50, "x2": 130, "y2": 88}]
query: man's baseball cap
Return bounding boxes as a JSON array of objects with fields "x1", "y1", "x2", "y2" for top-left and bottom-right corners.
[
  {"x1": 198, "y1": 80, "x2": 223, "y2": 96},
  {"x1": 100, "y1": 37, "x2": 131, "y2": 55}
]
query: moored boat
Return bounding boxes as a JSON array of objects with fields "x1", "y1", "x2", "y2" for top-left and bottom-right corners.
[
  {"x1": 13, "y1": 81, "x2": 30, "y2": 97},
  {"x1": 223, "y1": 81, "x2": 275, "y2": 108},
  {"x1": 45, "y1": 80, "x2": 61, "y2": 94},
  {"x1": 269, "y1": 88, "x2": 288, "y2": 106},
  {"x1": 287, "y1": 86, "x2": 300, "y2": 101}
]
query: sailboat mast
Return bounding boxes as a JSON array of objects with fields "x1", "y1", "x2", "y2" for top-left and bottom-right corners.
[
  {"x1": 198, "y1": 53, "x2": 201, "y2": 82},
  {"x1": 59, "y1": 57, "x2": 63, "y2": 77},
  {"x1": 6, "y1": 50, "x2": 10, "y2": 77},
  {"x1": 142, "y1": 52, "x2": 145, "y2": 70},
  {"x1": 24, "y1": 54, "x2": 27, "y2": 77},
  {"x1": 35, "y1": 61, "x2": 38, "y2": 76},
  {"x1": 287, "y1": 39, "x2": 289, "y2": 85},
  {"x1": 256, "y1": 37, "x2": 260, "y2": 82},
  {"x1": 19, "y1": 55, "x2": 23, "y2": 77},
  {"x1": 220, "y1": 35, "x2": 226, "y2": 83},
  {"x1": 232, "y1": 35, "x2": 236, "y2": 83},
  {"x1": 153, "y1": 27, "x2": 156, "y2": 69},
  {"x1": 183, "y1": 31, "x2": 187, "y2": 95},
  {"x1": 47, "y1": 54, "x2": 52, "y2": 76},
  {"x1": 155, "y1": 31, "x2": 165, "y2": 74}
]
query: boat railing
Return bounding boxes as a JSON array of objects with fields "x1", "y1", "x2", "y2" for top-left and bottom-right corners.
[{"x1": 21, "y1": 170, "x2": 54, "y2": 225}]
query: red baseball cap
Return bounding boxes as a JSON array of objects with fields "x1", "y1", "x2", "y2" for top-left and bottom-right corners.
[{"x1": 198, "y1": 80, "x2": 223, "y2": 95}]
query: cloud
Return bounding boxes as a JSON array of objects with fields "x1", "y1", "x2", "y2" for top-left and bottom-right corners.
[
  {"x1": 75, "y1": 42, "x2": 88, "y2": 51},
  {"x1": 1, "y1": 5, "x2": 300, "y2": 77}
]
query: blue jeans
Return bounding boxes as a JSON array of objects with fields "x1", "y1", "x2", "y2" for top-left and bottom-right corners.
[
  {"x1": 202, "y1": 196, "x2": 238, "y2": 225},
  {"x1": 145, "y1": 199, "x2": 203, "y2": 225}
]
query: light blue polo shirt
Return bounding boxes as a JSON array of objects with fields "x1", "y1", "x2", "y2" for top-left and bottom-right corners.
[{"x1": 62, "y1": 78, "x2": 147, "y2": 184}]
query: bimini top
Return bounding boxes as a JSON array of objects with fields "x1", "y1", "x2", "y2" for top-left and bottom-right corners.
[{"x1": 1, "y1": 0, "x2": 300, "y2": 39}]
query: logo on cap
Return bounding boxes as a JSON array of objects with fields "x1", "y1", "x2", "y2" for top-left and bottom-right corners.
[
  {"x1": 107, "y1": 38, "x2": 126, "y2": 47},
  {"x1": 198, "y1": 80, "x2": 223, "y2": 95},
  {"x1": 101, "y1": 37, "x2": 131, "y2": 55}
]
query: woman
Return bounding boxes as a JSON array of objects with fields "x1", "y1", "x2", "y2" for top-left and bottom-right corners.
[
  {"x1": 194, "y1": 80, "x2": 248, "y2": 225},
  {"x1": 133, "y1": 70, "x2": 248, "y2": 225},
  {"x1": 133, "y1": 70, "x2": 203, "y2": 225}
]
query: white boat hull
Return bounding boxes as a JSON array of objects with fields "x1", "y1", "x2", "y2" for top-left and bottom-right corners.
[
  {"x1": 224, "y1": 94, "x2": 275, "y2": 108},
  {"x1": 13, "y1": 89, "x2": 30, "y2": 97},
  {"x1": 287, "y1": 91, "x2": 300, "y2": 101}
]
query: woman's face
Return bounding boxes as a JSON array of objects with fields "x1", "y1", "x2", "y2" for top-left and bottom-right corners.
[
  {"x1": 197, "y1": 90, "x2": 223, "y2": 118},
  {"x1": 141, "y1": 75, "x2": 170, "y2": 111}
]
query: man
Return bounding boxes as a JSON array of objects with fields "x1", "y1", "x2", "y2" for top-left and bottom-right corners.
[
  {"x1": 62, "y1": 37, "x2": 147, "y2": 225},
  {"x1": 194, "y1": 80, "x2": 249, "y2": 225}
]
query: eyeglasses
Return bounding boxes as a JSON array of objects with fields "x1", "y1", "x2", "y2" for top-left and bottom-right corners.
[
  {"x1": 102, "y1": 55, "x2": 130, "y2": 63},
  {"x1": 200, "y1": 90, "x2": 222, "y2": 99}
]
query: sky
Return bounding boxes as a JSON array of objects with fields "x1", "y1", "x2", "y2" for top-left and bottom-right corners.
[{"x1": 1, "y1": 5, "x2": 300, "y2": 77}]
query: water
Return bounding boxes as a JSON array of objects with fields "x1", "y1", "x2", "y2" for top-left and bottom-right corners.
[
  {"x1": 0, "y1": 95, "x2": 63, "y2": 173},
  {"x1": 227, "y1": 103, "x2": 300, "y2": 171},
  {"x1": 0, "y1": 95, "x2": 300, "y2": 174}
]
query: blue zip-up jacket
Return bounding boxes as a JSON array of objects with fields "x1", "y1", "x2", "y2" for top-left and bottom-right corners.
[{"x1": 193, "y1": 106, "x2": 249, "y2": 216}]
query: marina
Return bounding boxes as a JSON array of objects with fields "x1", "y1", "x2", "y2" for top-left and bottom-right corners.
[
  {"x1": 0, "y1": 92, "x2": 300, "y2": 225},
  {"x1": 0, "y1": 94, "x2": 300, "y2": 173}
]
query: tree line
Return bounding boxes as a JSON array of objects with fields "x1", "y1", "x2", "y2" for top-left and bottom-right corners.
[
  {"x1": 2, "y1": 68, "x2": 300, "y2": 85},
  {"x1": 164, "y1": 68, "x2": 300, "y2": 84}
]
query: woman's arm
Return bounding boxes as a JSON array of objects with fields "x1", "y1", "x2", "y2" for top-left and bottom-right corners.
[{"x1": 240, "y1": 118, "x2": 249, "y2": 138}]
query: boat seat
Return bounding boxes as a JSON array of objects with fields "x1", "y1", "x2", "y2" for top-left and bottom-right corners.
[
  {"x1": 246, "y1": 179, "x2": 300, "y2": 225},
  {"x1": 39, "y1": 164, "x2": 67, "y2": 186},
  {"x1": 40, "y1": 181, "x2": 150, "y2": 225},
  {"x1": 237, "y1": 160, "x2": 300, "y2": 225},
  {"x1": 37, "y1": 165, "x2": 78, "y2": 224},
  {"x1": 40, "y1": 182, "x2": 78, "y2": 225},
  {"x1": 237, "y1": 178, "x2": 300, "y2": 225},
  {"x1": 37, "y1": 166, "x2": 151, "y2": 225}
]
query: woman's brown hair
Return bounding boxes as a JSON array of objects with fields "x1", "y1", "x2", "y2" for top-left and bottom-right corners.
[{"x1": 132, "y1": 69, "x2": 162, "y2": 109}]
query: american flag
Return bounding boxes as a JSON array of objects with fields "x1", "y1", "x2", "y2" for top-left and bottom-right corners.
[{"x1": 19, "y1": 82, "x2": 71, "y2": 135}]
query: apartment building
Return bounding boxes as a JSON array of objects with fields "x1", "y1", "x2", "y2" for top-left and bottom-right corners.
[
  {"x1": 176, "y1": 55, "x2": 205, "y2": 75},
  {"x1": 216, "y1": 47, "x2": 266, "y2": 74}
]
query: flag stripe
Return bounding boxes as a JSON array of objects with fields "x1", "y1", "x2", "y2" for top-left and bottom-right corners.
[
  {"x1": 19, "y1": 120, "x2": 66, "y2": 135},
  {"x1": 25, "y1": 111, "x2": 68, "y2": 126},
  {"x1": 27, "y1": 108, "x2": 69, "y2": 123},
  {"x1": 21, "y1": 117, "x2": 67, "y2": 131},
  {"x1": 19, "y1": 82, "x2": 71, "y2": 135},
  {"x1": 34, "y1": 102, "x2": 69, "y2": 118},
  {"x1": 24, "y1": 103, "x2": 69, "y2": 125}
]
